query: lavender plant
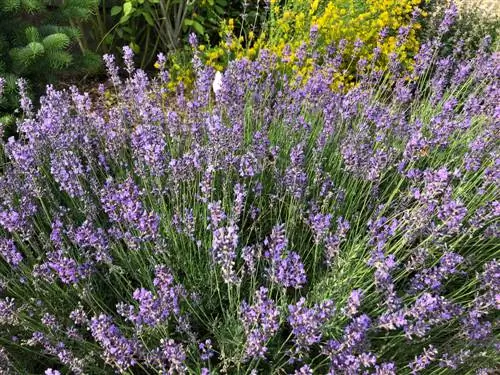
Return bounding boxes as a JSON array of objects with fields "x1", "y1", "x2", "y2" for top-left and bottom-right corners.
[{"x1": 0, "y1": 11, "x2": 498, "y2": 374}]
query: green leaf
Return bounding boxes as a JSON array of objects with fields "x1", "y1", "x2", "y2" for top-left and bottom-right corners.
[
  {"x1": 142, "y1": 11, "x2": 154, "y2": 26},
  {"x1": 130, "y1": 41, "x2": 140, "y2": 54},
  {"x1": 119, "y1": 14, "x2": 130, "y2": 24},
  {"x1": 110, "y1": 5, "x2": 122, "y2": 16},
  {"x1": 123, "y1": 2, "x2": 133, "y2": 16},
  {"x1": 191, "y1": 20, "x2": 205, "y2": 35}
]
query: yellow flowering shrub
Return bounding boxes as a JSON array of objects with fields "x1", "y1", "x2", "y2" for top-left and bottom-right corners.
[{"x1": 196, "y1": 0, "x2": 425, "y2": 87}]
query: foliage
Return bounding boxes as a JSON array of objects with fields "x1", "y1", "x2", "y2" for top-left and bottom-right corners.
[
  {"x1": 197, "y1": 0, "x2": 426, "y2": 86},
  {"x1": 93, "y1": 0, "x2": 246, "y2": 68},
  {"x1": 0, "y1": 7, "x2": 498, "y2": 373},
  {"x1": 0, "y1": 0, "x2": 101, "y2": 127},
  {"x1": 421, "y1": 0, "x2": 499, "y2": 57}
]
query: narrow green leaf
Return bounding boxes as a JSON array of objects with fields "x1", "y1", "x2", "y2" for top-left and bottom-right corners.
[{"x1": 142, "y1": 12, "x2": 154, "y2": 26}]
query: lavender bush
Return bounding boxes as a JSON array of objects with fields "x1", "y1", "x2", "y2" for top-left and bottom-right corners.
[{"x1": 0, "y1": 14, "x2": 498, "y2": 375}]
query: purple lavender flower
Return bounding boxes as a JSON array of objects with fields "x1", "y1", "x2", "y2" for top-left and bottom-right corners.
[
  {"x1": 122, "y1": 46, "x2": 135, "y2": 75},
  {"x1": 45, "y1": 250, "x2": 91, "y2": 285},
  {"x1": 409, "y1": 252, "x2": 464, "y2": 292},
  {"x1": 240, "y1": 287, "x2": 280, "y2": 359},
  {"x1": 344, "y1": 289, "x2": 363, "y2": 317},
  {"x1": 0, "y1": 238, "x2": 22, "y2": 266},
  {"x1": 288, "y1": 297, "x2": 335, "y2": 355},
  {"x1": 100, "y1": 177, "x2": 160, "y2": 242},
  {"x1": 102, "y1": 54, "x2": 121, "y2": 86},
  {"x1": 172, "y1": 208, "x2": 196, "y2": 240},
  {"x1": 264, "y1": 224, "x2": 288, "y2": 261},
  {"x1": 199, "y1": 339, "x2": 214, "y2": 361},
  {"x1": 343, "y1": 314, "x2": 371, "y2": 349},
  {"x1": 437, "y1": 199, "x2": 467, "y2": 234},
  {"x1": 415, "y1": 167, "x2": 451, "y2": 205},
  {"x1": 293, "y1": 364, "x2": 313, "y2": 375},
  {"x1": 263, "y1": 224, "x2": 307, "y2": 288},
  {"x1": 324, "y1": 217, "x2": 350, "y2": 266},
  {"x1": 408, "y1": 345, "x2": 438, "y2": 374},
  {"x1": 0, "y1": 297, "x2": 18, "y2": 325},
  {"x1": 41, "y1": 313, "x2": 60, "y2": 331},
  {"x1": 149, "y1": 338, "x2": 187, "y2": 374},
  {"x1": 188, "y1": 33, "x2": 198, "y2": 48},
  {"x1": 309, "y1": 24, "x2": 319, "y2": 44},
  {"x1": 25, "y1": 333, "x2": 85, "y2": 374},
  {"x1": 70, "y1": 220, "x2": 111, "y2": 264},
  {"x1": 404, "y1": 293, "x2": 461, "y2": 339},
  {"x1": 90, "y1": 314, "x2": 140, "y2": 372},
  {"x1": 232, "y1": 183, "x2": 247, "y2": 221},
  {"x1": 118, "y1": 265, "x2": 184, "y2": 328},
  {"x1": 373, "y1": 362, "x2": 397, "y2": 375},
  {"x1": 0, "y1": 77, "x2": 5, "y2": 98},
  {"x1": 284, "y1": 143, "x2": 307, "y2": 200},
  {"x1": 239, "y1": 152, "x2": 258, "y2": 177},
  {"x1": 17, "y1": 78, "x2": 33, "y2": 117},
  {"x1": 242, "y1": 244, "x2": 261, "y2": 275},
  {"x1": 211, "y1": 224, "x2": 239, "y2": 284},
  {"x1": 273, "y1": 251, "x2": 307, "y2": 289},
  {"x1": 308, "y1": 212, "x2": 332, "y2": 245},
  {"x1": 131, "y1": 124, "x2": 167, "y2": 176},
  {"x1": 461, "y1": 309, "x2": 492, "y2": 341},
  {"x1": 207, "y1": 200, "x2": 226, "y2": 229},
  {"x1": 69, "y1": 304, "x2": 88, "y2": 326},
  {"x1": 438, "y1": 3, "x2": 458, "y2": 35}
]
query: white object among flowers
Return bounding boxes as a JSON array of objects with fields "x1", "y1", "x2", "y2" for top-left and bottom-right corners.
[{"x1": 213, "y1": 71, "x2": 223, "y2": 95}]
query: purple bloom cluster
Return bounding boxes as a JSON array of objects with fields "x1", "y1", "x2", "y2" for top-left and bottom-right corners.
[
  {"x1": 131, "y1": 124, "x2": 167, "y2": 176},
  {"x1": 409, "y1": 252, "x2": 464, "y2": 292},
  {"x1": 240, "y1": 287, "x2": 280, "y2": 359},
  {"x1": 264, "y1": 224, "x2": 307, "y2": 289},
  {"x1": 50, "y1": 150, "x2": 86, "y2": 198},
  {"x1": 0, "y1": 238, "x2": 22, "y2": 266},
  {"x1": 284, "y1": 143, "x2": 308, "y2": 200},
  {"x1": 90, "y1": 314, "x2": 140, "y2": 371},
  {"x1": 101, "y1": 177, "x2": 160, "y2": 244},
  {"x1": 147, "y1": 338, "x2": 187, "y2": 374},
  {"x1": 288, "y1": 297, "x2": 335, "y2": 356},
  {"x1": 118, "y1": 265, "x2": 184, "y2": 328},
  {"x1": 0, "y1": 297, "x2": 18, "y2": 325},
  {"x1": 378, "y1": 293, "x2": 461, "y2": 339},
  {"x1": 0, "y1": 6, "x2": 498, "y2": 373},
  {"x1": 211, "y1": 224, "x2": 239, "y2": 284}
]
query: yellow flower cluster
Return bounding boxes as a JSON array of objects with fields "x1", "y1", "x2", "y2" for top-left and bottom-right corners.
[{"x1": 198, "y1": 0, "x2": 425, "y2": 87}]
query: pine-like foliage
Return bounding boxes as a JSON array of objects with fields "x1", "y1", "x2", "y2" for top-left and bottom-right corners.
[{"x1": 0, "y1": 0, "x2": 100, "y2": 125}]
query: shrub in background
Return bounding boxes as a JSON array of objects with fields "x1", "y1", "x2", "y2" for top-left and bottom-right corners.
[
  {"x1": 94, "y1": 0, "x2": 249, "y2": 70},
  {"x1": 422, "y1": 0, "x2": 499, "y2": 57},
  {"x1": 198, "y1": 0, "x2": 426, "y2": 87},
  {"x1": 0, "y1": 0, "x2": 101, "y2": 127},
  {"x1": 0, "y1": 8, "x2": 498, "y2": 373}
]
